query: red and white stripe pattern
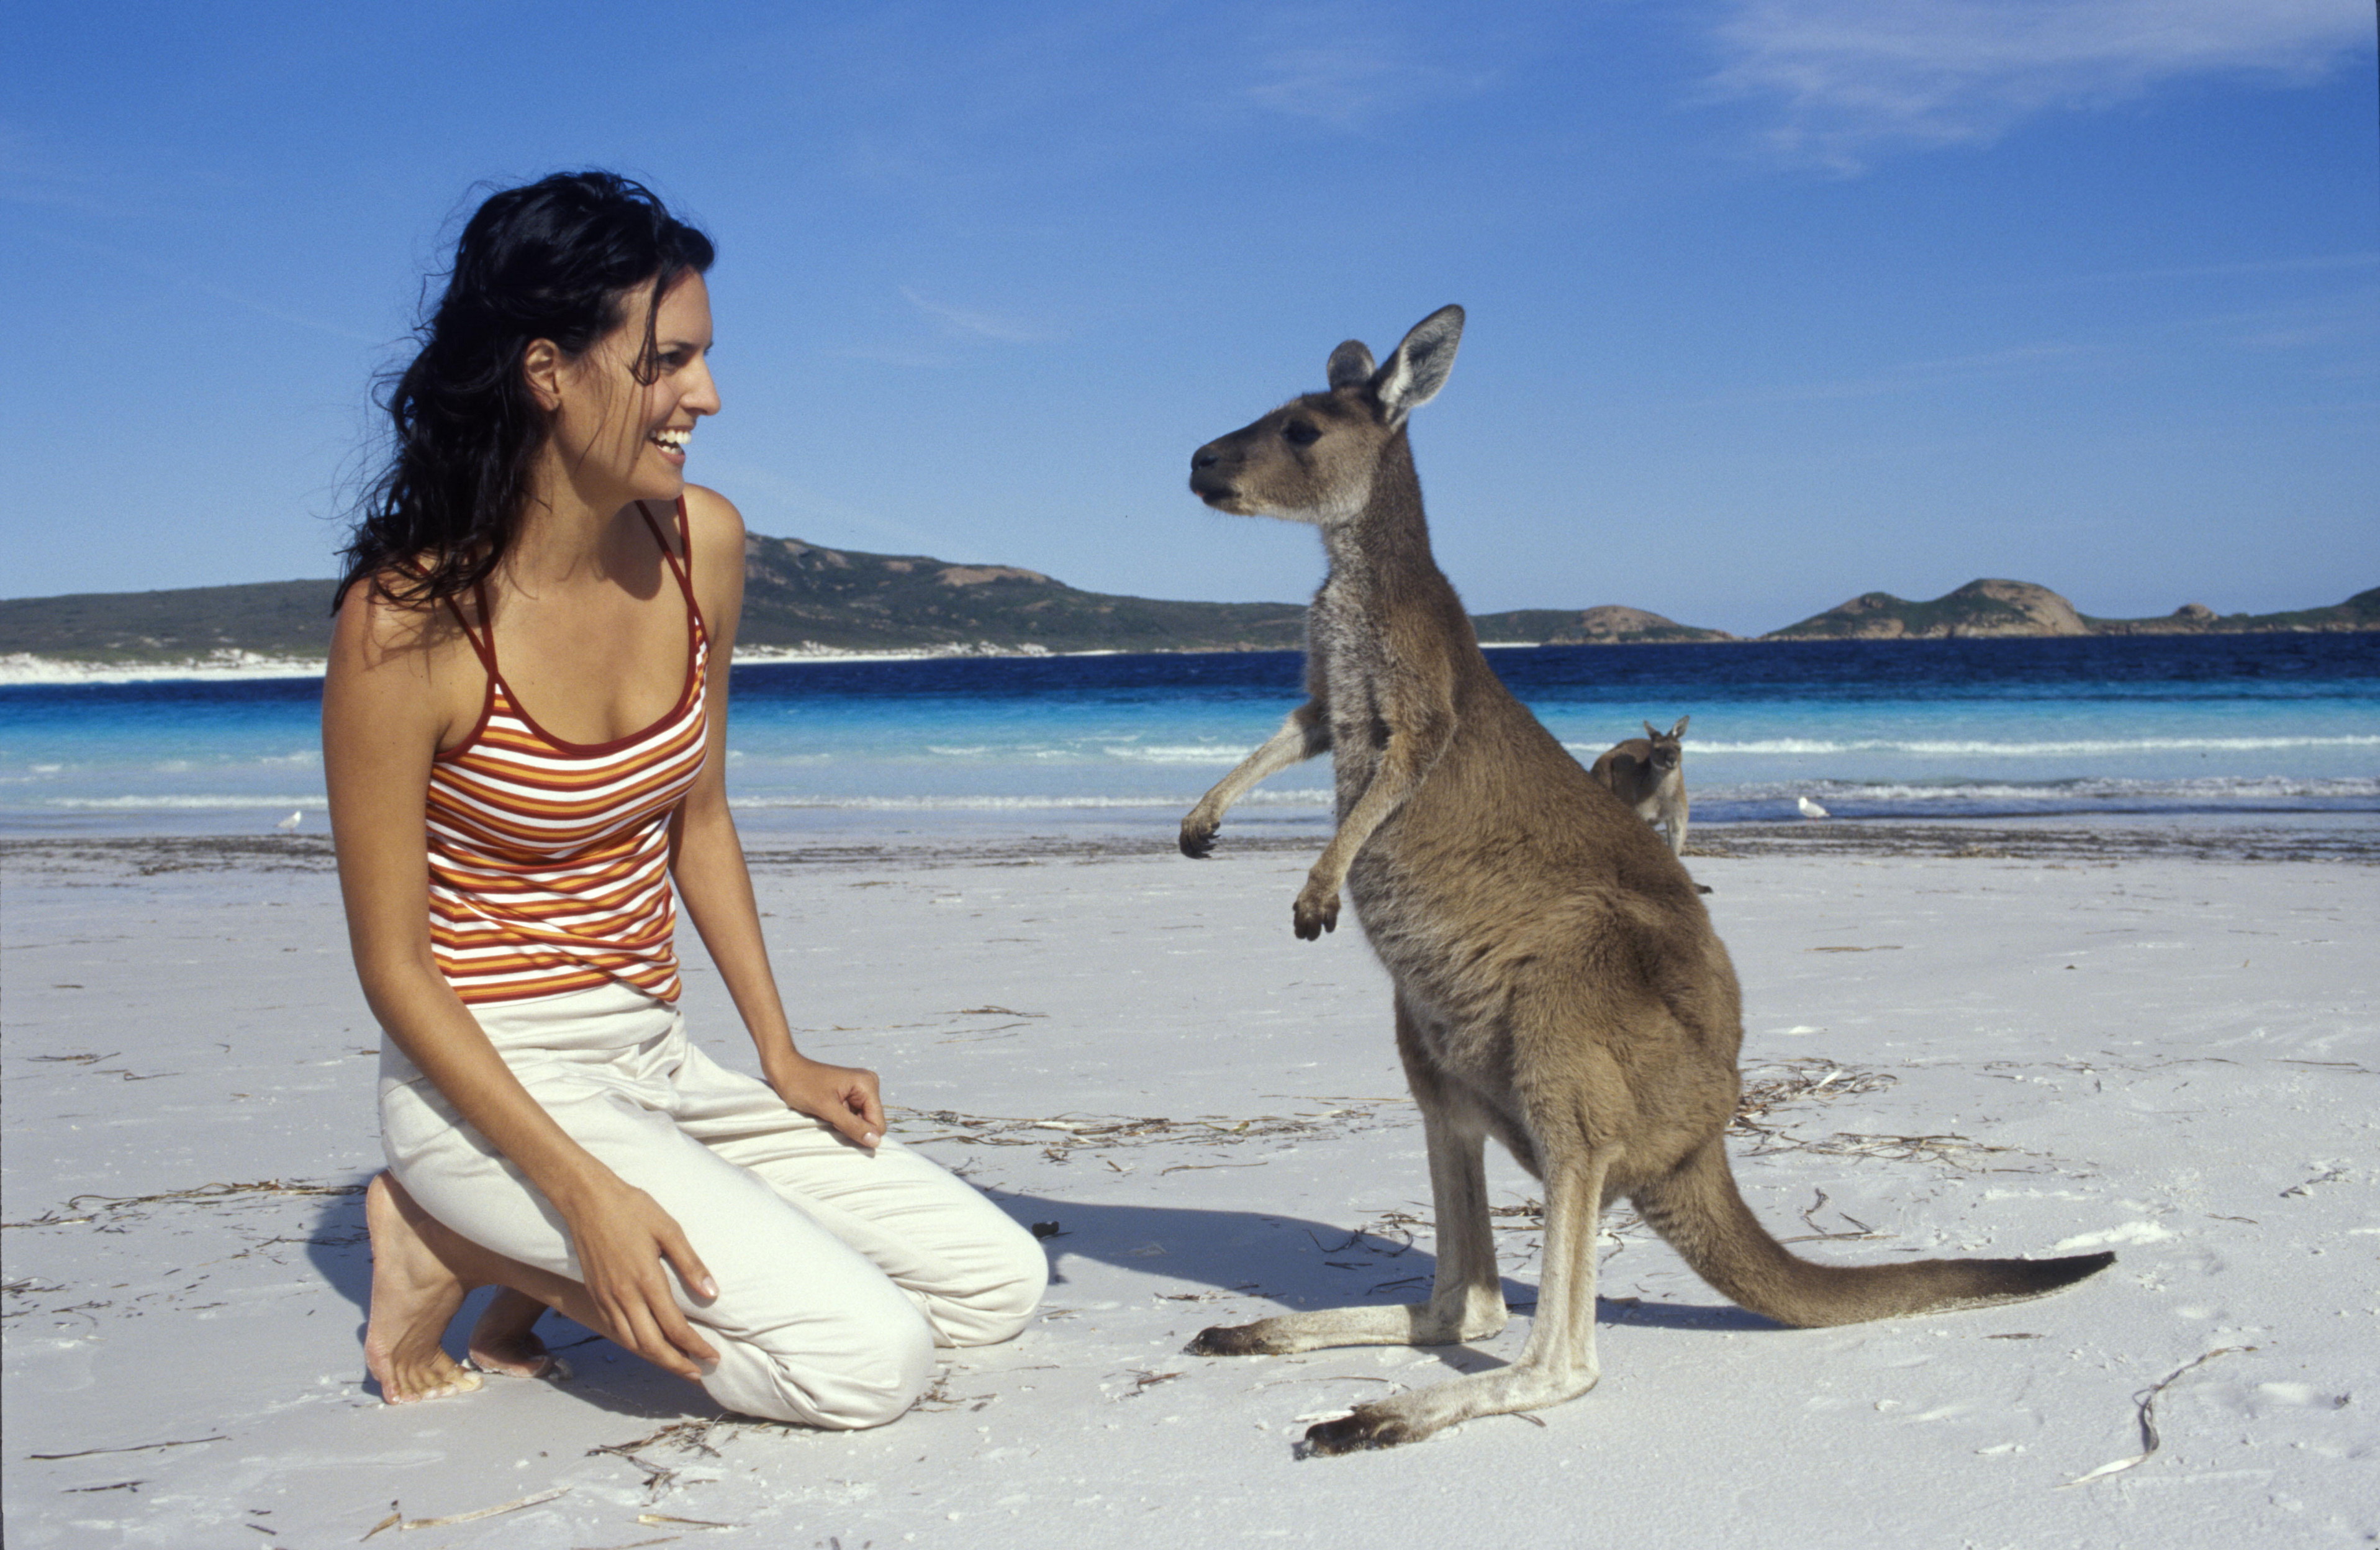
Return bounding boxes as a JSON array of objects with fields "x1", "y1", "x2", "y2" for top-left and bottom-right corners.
[{"x1": 427, "y1": 514, "x2": 709, "y2": 1005}]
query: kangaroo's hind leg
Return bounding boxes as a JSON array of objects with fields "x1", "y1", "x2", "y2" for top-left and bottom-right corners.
[
  {"x1": 1305, "y1": 1141, "x2": 1611, "y2": 1454},
  {"x1": 1190, "y1": 995, "x2": 1504, "y2": 1356}
]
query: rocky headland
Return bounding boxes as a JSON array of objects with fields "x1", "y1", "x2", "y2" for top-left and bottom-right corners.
[{"x1": 1, "y1": 542, "x2": 2370, "y2": 682}]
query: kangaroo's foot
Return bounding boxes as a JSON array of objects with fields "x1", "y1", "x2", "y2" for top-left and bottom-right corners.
[
  {"x1": 1302, "y1": 1356, "x2": 1599, "y2": 1456},
  {"x1": 1190, "y1": 1297, "x2": 1506, "y2": 1357},
  {"x1": 363, "y1": 1172, "x2": 485, "y2": 1405},
  {"x1": 468, "y1": 1287, "x2": 564, "y2": 1379}
]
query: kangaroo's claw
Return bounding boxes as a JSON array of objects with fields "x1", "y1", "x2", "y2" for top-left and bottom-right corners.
[{"x1": 1302, "y1": 1407, "x2": 1419, "y2": 1456}]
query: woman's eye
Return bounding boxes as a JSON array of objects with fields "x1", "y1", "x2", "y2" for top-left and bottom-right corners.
[{"x1": 1283, "y1": 420, "x2": 1321, "y2": 447}]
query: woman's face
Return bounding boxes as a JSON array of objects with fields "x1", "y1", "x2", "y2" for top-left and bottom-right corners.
[{"x1": 540, "y1": 270, "x2": 720, "y2": 510}]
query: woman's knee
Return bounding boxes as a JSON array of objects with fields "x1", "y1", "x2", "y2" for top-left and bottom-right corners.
[
  {"x1": 707, "y1": 1303, "x2": 938, "y2": 1430},
  {"x1": 935, "y1": 1221, "x2": 1050, "y2": 1348},
  {"x1": 805, "y1": 1319, "x2": 938, "y2": 1430}
]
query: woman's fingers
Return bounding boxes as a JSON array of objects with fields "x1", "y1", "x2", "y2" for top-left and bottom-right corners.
[
  {"x1": 610, "y1": 1293, "x2": 706, "y2": 1381},
  {"x1": 825, "y1": 1084, "x2": 880, "y2": 1149},
  {"x1": 654, "y1": 1216, "x2": 718, "y2": 1303},
  {"x1": 574, "y1": 1187, "x2": 721, "y2": 1379},
  {"x1": 652, "y1": 1294, "x2": 720, "y2": 1368},
  {"x1": 766, "y1": 1060, "x2": 885, "y2": 1149},
  {"x1": 653, "y1": 1222, "x2": 722, "y2": 1363},
  {"x1": 849, "y1": 1074, "x2": 885, "y2": 1141}
]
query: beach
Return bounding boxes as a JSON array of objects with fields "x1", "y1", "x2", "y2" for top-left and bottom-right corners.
[{"x1": 4, "y1": 821, "x2": 2374, "y2": 1548}]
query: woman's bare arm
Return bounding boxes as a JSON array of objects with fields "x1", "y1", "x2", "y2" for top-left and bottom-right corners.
[
  {"x1": 324, "y1": 585, "x2": 720, "y2": 1376},
  {"x1": 666, "y1": 487, "x2": 885, "y2": 1147}
]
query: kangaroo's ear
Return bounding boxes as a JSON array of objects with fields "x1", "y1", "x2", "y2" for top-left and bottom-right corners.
[
  {"x1": 1644, "y1": 720, "x2": 1660, "y2": 740},
  {"x1": 1671, "y1": 715, "x2": 1690, "y2": 739},
  {"x1": 1327, "y1": 340, "x2": 1376, "y2": 389},
  {"x1": 1370, "y1": 305, "x2": 1464, "y2": 426}
]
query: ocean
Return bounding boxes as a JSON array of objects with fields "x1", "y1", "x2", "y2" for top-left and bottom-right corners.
[{"x1": 1, "y1": 634, "x2": 2373, "y2": 840}]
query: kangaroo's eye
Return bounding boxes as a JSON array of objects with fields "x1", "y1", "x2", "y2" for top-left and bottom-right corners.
[{"x1": 1283, "y1": 420, "x2": 1322, "y2": 448}]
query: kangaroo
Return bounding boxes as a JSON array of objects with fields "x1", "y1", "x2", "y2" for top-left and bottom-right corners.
[
  {"x1": 1177, "y1": 306, "x2": 2113, "y2": 1454},
  {"x1": 1591, "y1": 716, "x2": 1691, "y2": 856}
]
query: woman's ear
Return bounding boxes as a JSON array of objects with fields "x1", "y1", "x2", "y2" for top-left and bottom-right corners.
[{"x1": 522, "y1": 338, "x2": 564, "y2": 412}]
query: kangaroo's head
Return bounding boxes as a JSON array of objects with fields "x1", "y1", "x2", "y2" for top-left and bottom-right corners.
[
  {"x1": 1645, "y1": 716, "x2": 1689, "y2": 773},
  {"x1": 1189, "y1": 305, "x2": 1464, "y2": 528}
]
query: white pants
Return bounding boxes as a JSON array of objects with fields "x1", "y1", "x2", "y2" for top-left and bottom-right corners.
[{"x1": 379, "y1": 981, "x2": 1047, "y2": 1428}]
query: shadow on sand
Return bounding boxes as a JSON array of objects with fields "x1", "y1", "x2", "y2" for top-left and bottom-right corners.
[{"x1": 305, "y1": 1171, "x2": 1771, "y2": 1415}]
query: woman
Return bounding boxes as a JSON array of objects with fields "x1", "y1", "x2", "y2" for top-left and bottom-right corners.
[{"x1": 325, "y1": 171, "x2": 1044, "y2": 1428}]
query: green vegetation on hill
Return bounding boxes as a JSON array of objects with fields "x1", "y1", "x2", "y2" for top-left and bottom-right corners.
[
  {"x1": 0, "y1": 538, "x2": 1314, "y2": 666},
  {"x1": 1767, "y1": 578, "x2": 2377, "y2": 641},
  {"x1": 2086, "y1": 587, "x2": 2380, "y2": 636},
  {"x1": 0, "y1": 580, "x2": 341, "y2": 664},
  {"x1": 734, "y1": 535, "x2": 1306, "y2": 654},
  {"x1": 1468, "y1": 610, "x2": 1586, "y2": 643},
  {"x1": 1766, "y1": 579, "x2": 2086, "y2": 640}
]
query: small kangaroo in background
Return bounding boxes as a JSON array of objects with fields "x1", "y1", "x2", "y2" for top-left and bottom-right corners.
[
  {"x1": 1178, "y1": 306, "x2": 2112, "y2": 1454},
  {"x1": 1591, "y1": 715, "x2": 1691, "y2": 856}
]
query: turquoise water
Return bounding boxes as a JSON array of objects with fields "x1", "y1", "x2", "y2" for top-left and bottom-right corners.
[{"x1": 2, "y1": 635, "x2": 2373, "y2": 836}]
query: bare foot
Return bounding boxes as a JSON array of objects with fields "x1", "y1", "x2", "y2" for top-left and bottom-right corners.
[
  {"x1": 468, "y1": 1287, "x2": 561, "y2": 1379},
  {"x1": 363, "y1": 1172, "x2": 485, "y2": 1404}
]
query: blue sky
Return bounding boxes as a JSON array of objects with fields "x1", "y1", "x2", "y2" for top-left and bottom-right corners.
[{"x1": 6, "y1": 0, "x2": 2375, "y2": 634}]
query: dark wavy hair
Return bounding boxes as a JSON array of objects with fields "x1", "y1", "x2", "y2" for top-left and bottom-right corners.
[{"x1": 335, "y1": 171, "x2": 715, "y2": 610}]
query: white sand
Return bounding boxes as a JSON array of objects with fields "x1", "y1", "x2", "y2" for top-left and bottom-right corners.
[{"x1": 3, "y1": 835, "x2": 2374, "y2": 1547}]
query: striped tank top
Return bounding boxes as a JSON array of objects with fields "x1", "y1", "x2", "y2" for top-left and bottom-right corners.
[{"x1": 426, "y1": 501, "x2": 708, "y2": 1007}]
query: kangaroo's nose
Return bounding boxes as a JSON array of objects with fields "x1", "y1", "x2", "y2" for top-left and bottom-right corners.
[{"x1": 1192, "y1": 445, "x2": 1221, "y2": 471}]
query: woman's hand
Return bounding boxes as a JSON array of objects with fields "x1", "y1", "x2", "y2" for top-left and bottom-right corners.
[
  {"x1": 762, "y1": 1053, "x2": 885, "y2": 1149},
  {"x1": 559, "y1": 1175, "x2": 722, "y2": 1381}
]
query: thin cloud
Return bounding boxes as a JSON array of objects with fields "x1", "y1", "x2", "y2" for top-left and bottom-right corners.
[
  {"x1": 1698, "y1": 339, "x2": 2101, "y2": 406},
  {"x1": 898, "y1": 286, "x2": 1056, "y2": 344},
  {"x1": 2047, "y1": 252, "x2": 2380, "y2": 288},
  {"x1": 1703, "y1": 0, "x2": 2370, "y2": 171},
  {"x1": 699, "y1": 460, "x2": 968, "y2": 557},
  {"x1": 1241, "y1": 42, "x2": 1490, "y2": 128},
  {"x1": 32, "y1": 227, "x2": 379, "y2": 343}
]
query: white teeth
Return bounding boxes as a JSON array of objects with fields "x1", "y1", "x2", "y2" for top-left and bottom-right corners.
[{"x1": 653, "y1": 429, "x2": 690, "y2": 451}]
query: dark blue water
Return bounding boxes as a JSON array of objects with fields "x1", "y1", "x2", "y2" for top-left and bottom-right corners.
[{"x1": 3, "y1": 633, "x2": 2373, "y2": 835}]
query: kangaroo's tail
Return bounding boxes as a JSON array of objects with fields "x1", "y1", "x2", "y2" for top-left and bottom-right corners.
[{"x1": 1631, "y1": 1138, "x2": 2114, "y2": 1328}]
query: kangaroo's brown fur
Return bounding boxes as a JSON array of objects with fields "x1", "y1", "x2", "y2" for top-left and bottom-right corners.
[
  {"x1": 1178, "y1": 306, "x2": 2112, "y2": 1455},
  {"x1": 1591, "y1": 716, "x2": 1691, "y2": 856}
]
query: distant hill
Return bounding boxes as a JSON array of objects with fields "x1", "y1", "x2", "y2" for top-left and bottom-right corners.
[
  {"x1": 2, "y1": 550, "x2": 2370, "y2": 676},
  {"x1": 0, "y1": 579, "x2": 343, "y2": 664},
  {"x1": 0, "y1": 536, "x2": 1314, "y2": 669},
  {"x1": 733, "y1": 533, "x2": 1306, "y2": 654},
  {"x1": 2084, "y1": 589, "x2": 2380, "y2": 637},
  {"x1": 1766, "y1": 579, "x2": 2379, "y2": 641},
  {"x1": 1473, "y1": 605, "x2": 1735, "y2": 644}
]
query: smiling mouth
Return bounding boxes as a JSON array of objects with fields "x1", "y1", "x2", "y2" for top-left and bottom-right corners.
[{"x1": 652, "y1": 428, "x2": 691, "y2": 456}]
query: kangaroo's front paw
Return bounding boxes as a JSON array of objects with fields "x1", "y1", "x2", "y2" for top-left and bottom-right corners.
[
  {"x1": 1179, "y1": 815, "x2": 1219, "y2": 859},
  {"x1": 1302, "y1": 1404, "x2": 1423, "y2": 1456},
  {"x1": 1292, "y1": 884, "x2": 1339, "y2": 940}
]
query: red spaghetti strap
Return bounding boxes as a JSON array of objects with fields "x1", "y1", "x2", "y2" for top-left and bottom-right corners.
[
  {"x1": 444, "y1": 584, "x2": 502, "y2": 679},
  {"x1": 638, "y1": 499, "x2": 697, "y2": 604}
]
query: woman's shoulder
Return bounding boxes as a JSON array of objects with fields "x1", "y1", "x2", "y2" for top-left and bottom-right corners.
[
  {"x1": 330, "y1": 568, "x2": 476, "y2": 670},
  {"x1": 679, "y1": 484, "x2": 748, "y2": 600},
  {"x1": 681, "y1": 484, "x2": 746, "y2": 548}
]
